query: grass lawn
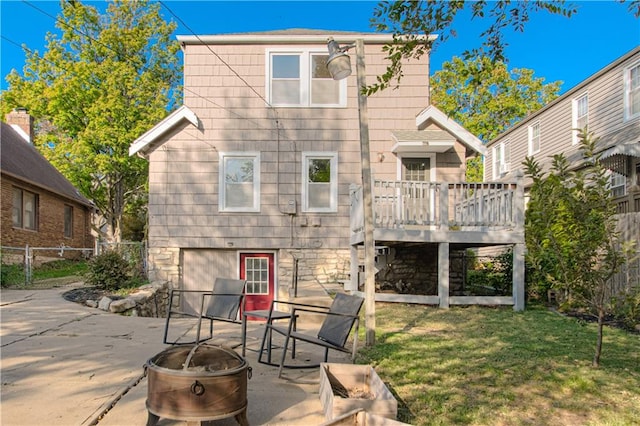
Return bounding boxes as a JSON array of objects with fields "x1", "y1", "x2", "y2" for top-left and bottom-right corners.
[
  {"x1": 356, "y1": 303, "x2": 640, "y2": 425},
  {"x1": 1, "y1": 259, "x2": 88, "y2": 288}
]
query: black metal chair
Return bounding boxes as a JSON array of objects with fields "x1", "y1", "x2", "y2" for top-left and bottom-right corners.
[
  {"x1": 259, "y1": 293, "x2": 364, "y2": 378},
  {"x1": 162, "y1": 278, "x2": 246, "y2": 345}
]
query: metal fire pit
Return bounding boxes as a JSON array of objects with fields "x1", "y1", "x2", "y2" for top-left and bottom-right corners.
[{"x1": 145, "y1": 344, "x2": 251, "y2": 426}]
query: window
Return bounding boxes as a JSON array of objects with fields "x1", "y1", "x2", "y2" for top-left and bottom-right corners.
[
  {"x1": 493, "y1": 142, "x2": 511, "y2": 179},
  {"x1": 625, "y1": 61, "x2": 640, "y2": 120},
  {"x1": 12, "y1": 187, "x2": 37, "y2": 230},
  {"x1": 244, "y1": 256, "x2": 269, "y2": 294},
  {"x1": 219, "y1": 153, "x2": 260, "y2": 212},
  {"x1": 528, "y1": 121, "x2": 541, "y2": 155},
  {"x1": 572, "y1": 93, "x2": 588, "y2": 144},
  {"x1": 609, "y1": 171, "x2": 626, "y2": 198},
  {"x1": 302, "y1": 152, "x2": 338, "y2": 212},
  {"x1": 267, "y1": 49, "x2": 346, "y2": 107},
  {"x1": 64, "y1": 205, "x2": 73, "y2": 238}
]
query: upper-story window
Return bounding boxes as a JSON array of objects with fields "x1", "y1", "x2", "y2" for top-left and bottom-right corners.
[
  {"x1": 64, "y1": 205, "x2": 73, "y2": 238},
  {"x1": 572, "y1": 93, "x2": 588, "y2": 144},
  {"x1": 493, "y1": 141, "x2": 511, "y2": 179},
  {"x1": 219, "y1": 152, "x2": 260, "y2": 212},
  {"x1": 528, "y1": 121, "x2": 541, "y2": 155},
  {"x1": 625, "y1": 61, "x2": 640, "y2": 121},
  {"x1": 267, "y1": 49, "x2": 347, "y2": 107},
  {"x1": 302, "y1": 152, "x2": 338, "y2": 212},
  {"x1": 12, "y1": 187, "x2": 38, "y2": 231}
]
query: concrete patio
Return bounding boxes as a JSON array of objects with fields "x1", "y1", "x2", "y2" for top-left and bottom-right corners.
[{"x1": 0, "y1": 285, "x2": 353, "y2": 425}]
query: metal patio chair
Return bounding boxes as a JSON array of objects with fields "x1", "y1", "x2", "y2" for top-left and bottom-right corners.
[
  {"x1": 162, "y1": 277, "x2": 246, "y2": 345},
  {"x1": 259, "y1": 293, "x2": 364, "y2": 378}
]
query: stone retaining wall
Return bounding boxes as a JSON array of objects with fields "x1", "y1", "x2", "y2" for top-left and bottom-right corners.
[{"x1": 92, "y1": 281, "x2": 170, "y2": 317}]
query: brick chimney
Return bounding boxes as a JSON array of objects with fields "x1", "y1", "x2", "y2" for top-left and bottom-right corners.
[{"x1": 6, "y1": 108, "x2": 34, "y2": 143}]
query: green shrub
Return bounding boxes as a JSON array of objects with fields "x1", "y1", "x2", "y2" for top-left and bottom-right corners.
[
  {"x1": 85, "y1": 251, "x2": 131, "y2": 291},
  {"x1": 611, "y1": 286, "x2": 640, "y2": 331}
]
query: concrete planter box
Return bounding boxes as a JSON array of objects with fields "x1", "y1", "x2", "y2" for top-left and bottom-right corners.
[
  {"x1": 319, "y1": 363, "x2": 398, "y2": 421},
  {"x1": 321, "y1": 409, "x2": 410, "y2": 426}
]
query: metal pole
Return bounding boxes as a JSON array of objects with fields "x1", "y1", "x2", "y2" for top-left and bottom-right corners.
[{"x1": 355, "y1": 39, "x2": 376, "y2": 346}]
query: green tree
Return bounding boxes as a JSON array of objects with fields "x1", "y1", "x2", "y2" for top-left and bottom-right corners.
[
  {"x1": 369, "y1": 0, "x2": 639, "y2": 95},
  {"x1": 1, "y1": 0, "x2": 181, "y2": 242},
  {"x1": 431, "y1": 56, "x2": 561, "y2": 181},
  {"x1": 524, "y1": 130, "x2": 625, "y2": 367}
]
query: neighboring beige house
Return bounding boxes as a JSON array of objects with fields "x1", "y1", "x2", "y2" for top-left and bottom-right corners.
[
  {"x1": 131, "y1": 30, "x2": 525, "y2": 313},
  {"x1": 486, "y1": 46, "x2": 640, "y2": 291},
  {"x1": 486, "y1": 46, "x2": 640, "y2": 208}
]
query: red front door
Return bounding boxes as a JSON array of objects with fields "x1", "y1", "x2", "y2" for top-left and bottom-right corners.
[{"x1": 240, "y1": 253, "x2": 275, "y2": 319}]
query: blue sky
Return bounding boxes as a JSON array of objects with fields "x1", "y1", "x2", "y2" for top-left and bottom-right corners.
[{"x1": 1, "y1": 1, "x2": 638, "y2": 94}]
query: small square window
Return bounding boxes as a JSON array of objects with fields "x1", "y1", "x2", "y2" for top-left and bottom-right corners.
[
  {"x1": 302, "y1": 152, "x2": 338, "y2": 212},
  {"x1": 219, "y1": 153, "x2": 260, "y2": 212}
]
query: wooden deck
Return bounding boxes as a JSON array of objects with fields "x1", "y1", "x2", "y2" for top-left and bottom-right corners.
[
  {"x1": 350, "y1": 178, "x2": 525, "y2": 247},
  {"x1": 348, "y1": 177, "x2": 526, "y2": 310}
]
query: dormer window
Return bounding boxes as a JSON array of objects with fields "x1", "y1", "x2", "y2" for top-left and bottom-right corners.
[{"x1": 267, "y1": 49, "x2": 347, "y2": 107}]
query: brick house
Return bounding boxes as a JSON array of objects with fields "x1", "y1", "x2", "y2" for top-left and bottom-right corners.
[{"x1": 1, "y1": 109, "x2": 94, "y2": 260}]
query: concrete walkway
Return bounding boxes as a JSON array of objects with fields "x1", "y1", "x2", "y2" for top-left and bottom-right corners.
[{"x1": 0, "y1": 285, "x2": 352, "y2": 425}]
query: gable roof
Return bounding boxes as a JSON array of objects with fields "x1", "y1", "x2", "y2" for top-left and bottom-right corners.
[
  {"x1": 1, "y1": 122, "x2": 93, "y2": 208},
  {"x1": 129, "y1": 105, "x2": 200, "y2": 157},
  {"x1": 413, "y1": 105, "x2": 486, "y2": 156}
]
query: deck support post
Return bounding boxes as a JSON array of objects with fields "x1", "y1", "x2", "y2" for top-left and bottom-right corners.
[
  {"x1": 513, "y1": 243, "x2": 525, "y2": 311},
  {"x1": 438, "y1": 242, "x2": 450, "y2": 308}
]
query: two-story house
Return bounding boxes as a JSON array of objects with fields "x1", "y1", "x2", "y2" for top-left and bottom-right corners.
[
  {"x1": 1, "y1": 109, "x2": 95, "y2": 263},
  {"x1": 486, "y1": 46, "x2": 640, "y2": 290},
  {"x1": 131, "y1": 30, "x2": 525, "y2": 314},
  {"x1": 486, "y1": 46, "x2": 639, "y2": 207}
]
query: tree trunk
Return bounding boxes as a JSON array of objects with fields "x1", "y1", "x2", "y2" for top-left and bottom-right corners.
[{"x1": 593, "y1": 308, "x2": 604, "y2": 367}]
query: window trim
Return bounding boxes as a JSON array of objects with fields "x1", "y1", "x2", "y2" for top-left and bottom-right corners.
[
  {"x1": 218, "y1": 152, "x2": 261, "y2": 213},
  {"x1": 266, "y1": 48, "x2": 347, "y2": 108},
  {"x1": 493, "y1": 141, "x2": 511, "y2": 179},
  {"x1": 528, "y1": 121, "x2": 541, "y2": 155},
  {"x1": 572, "y1": 92, "x2": 589, "y2": 145},
  {"x1": 624, "y1": 60, "x2": 640, "y2": 121},
  {"x1": 12, "y1": 187, "x2": 38, "y2": 231},
  {"x1": 64, "y1": 204, "x2": 73, "y2": 239},
  {"x1": 302, "y1": 151, "x2": 338, "y2": 213}
]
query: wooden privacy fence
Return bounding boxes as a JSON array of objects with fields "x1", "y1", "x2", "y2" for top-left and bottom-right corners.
[{"x1": 611, "y1": 212, "x2": 640, "y2": 294}]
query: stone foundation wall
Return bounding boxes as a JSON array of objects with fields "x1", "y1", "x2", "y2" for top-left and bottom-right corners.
[
  {"x1": 147, "y1": 247, "x2": 180, "y2": 288},
  {"x1": 376, "y1": 246, "x2": 464, "y2": 295},
  {"x1": 277, "y1": 248, "x2": 351, "y2": 298}
]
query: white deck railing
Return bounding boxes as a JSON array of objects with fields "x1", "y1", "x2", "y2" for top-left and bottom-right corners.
[{"x1": 350, "y1": 179, "x2": 524, "y2": 233}]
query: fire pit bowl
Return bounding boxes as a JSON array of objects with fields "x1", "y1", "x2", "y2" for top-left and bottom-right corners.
[{"x1": 145, "y1": 344, "x2": 250, "y2": 426}]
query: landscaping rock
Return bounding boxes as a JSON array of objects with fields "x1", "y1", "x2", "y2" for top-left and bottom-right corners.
[
  {"x1": 109, "y1": 298, "x2": 136, "y2": 313},
  {"x1": 98, "y1": 296, "x2": 112, "y2": 311},
  {"x1": 85, "y1": 300, "x2": 98, "y2": 308}
]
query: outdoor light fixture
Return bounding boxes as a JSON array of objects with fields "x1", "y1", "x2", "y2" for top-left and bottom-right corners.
[
  {"x1": 326, "y1": 37, "x2": 353, "y2": 80},
  {"x1": 327, "y1": 37, "x2": 377, "y2": 346}
]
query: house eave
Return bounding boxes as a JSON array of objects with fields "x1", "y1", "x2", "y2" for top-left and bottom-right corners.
[
  {"x1": 129, "y1": 105, "x2": 200, "y2": 158},
  {"x1": 415, "y1": 105, "x2": 487, "y2": 156},
  {"x1": 177, "y1": 32, "x2": 438, "y2": 46}
]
